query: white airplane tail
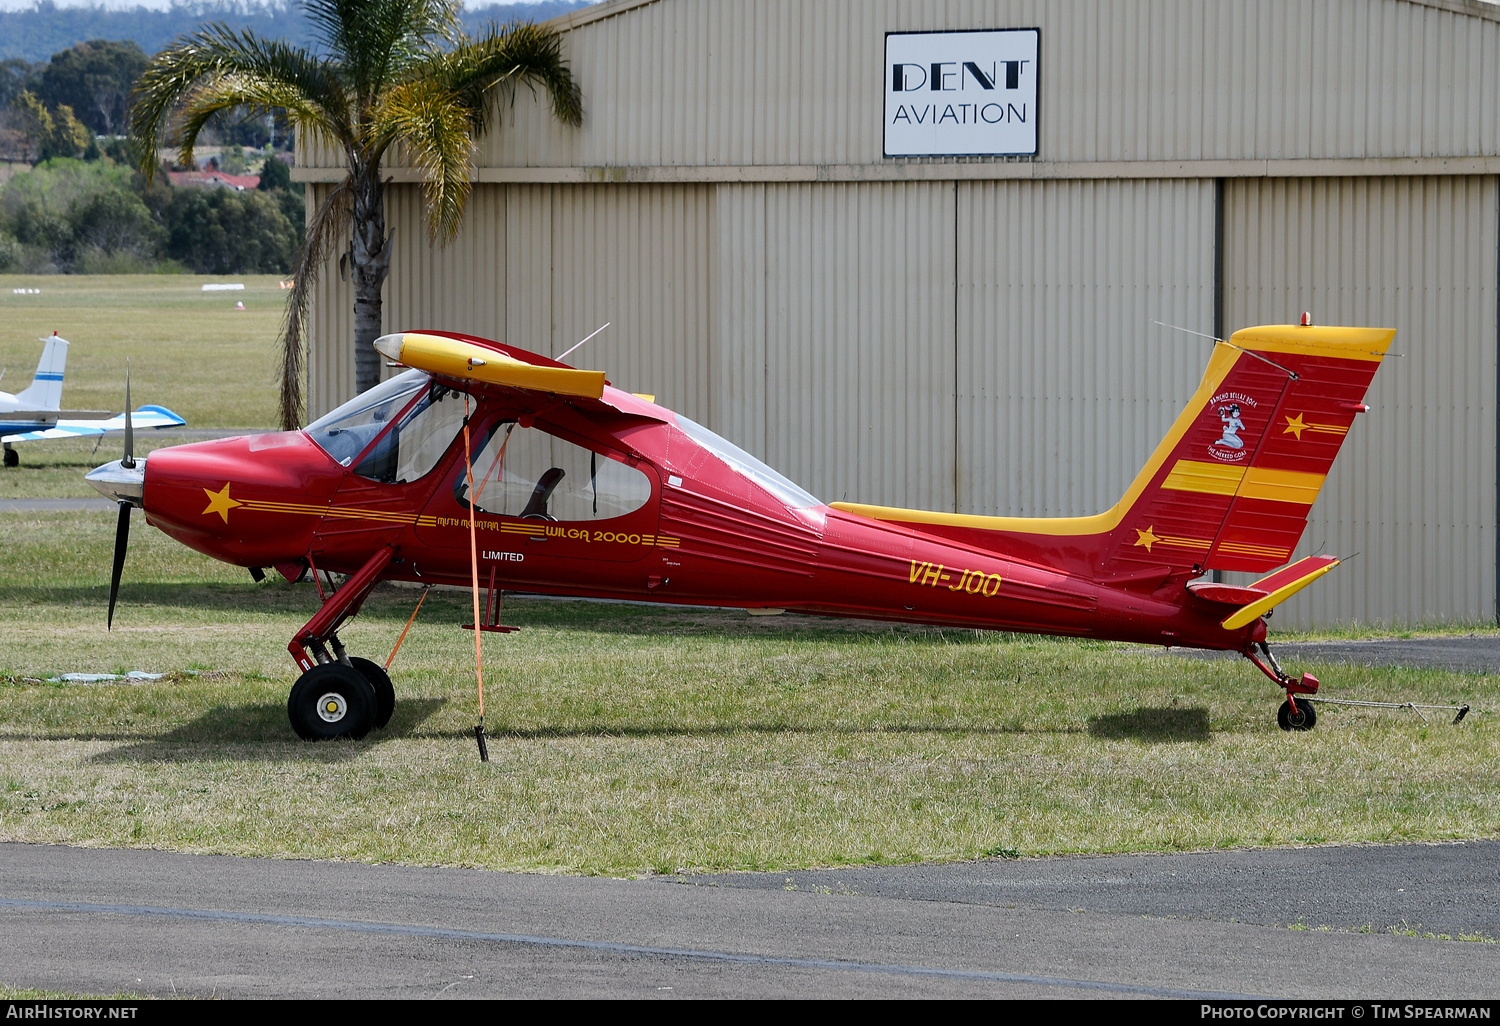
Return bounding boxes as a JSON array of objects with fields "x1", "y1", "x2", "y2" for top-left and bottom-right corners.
[{"x1": 15, "y1": 335, "x2": 68, "y2": 411}]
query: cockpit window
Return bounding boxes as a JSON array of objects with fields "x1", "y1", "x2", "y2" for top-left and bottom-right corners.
[
  {"x1": 458, "y1": 420, "x2": 652, "y2": 521},
  {"x1": 306, "y1": 370, "x2": 428, "y2": 467},
  {"x1": 306, "y1": 369, "x2": 467, "y2": 483},
  {"x1": 673, "y1": 414, "x2": 821, "y2": 509}
]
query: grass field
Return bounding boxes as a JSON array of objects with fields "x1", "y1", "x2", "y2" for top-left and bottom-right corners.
[
  {"x1": 0, "y1": 277, "x2": 1496, "y2": 877},
  {"x1": 0, "y1": 509, "x2": 1495, "y2": 875},
  {"x1": 0, "y1": 274, "x2": 287, "y2": 430}
]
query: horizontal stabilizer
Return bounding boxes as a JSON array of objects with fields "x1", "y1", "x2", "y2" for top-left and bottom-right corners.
[{"x1": 1218, "y1": 555, "x2": 1342, "y2": 630}]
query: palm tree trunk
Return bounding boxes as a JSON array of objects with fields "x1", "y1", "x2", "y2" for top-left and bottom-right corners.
[{"x1": 350, "y1": 163, "x2": 391, "y2": 397}]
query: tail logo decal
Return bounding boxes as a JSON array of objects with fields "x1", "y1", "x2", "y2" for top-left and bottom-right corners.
[{"x1": 1209, "y1": 396, "x2": 1256, "y2": 463}]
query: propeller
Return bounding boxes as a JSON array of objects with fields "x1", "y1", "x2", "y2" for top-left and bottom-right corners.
[
  {"x1": 81, "y1": 361, "x2": 145, "y2": 630},
  {"x1": 107, "y1": 363, "x2": 135, "y2": 629}
]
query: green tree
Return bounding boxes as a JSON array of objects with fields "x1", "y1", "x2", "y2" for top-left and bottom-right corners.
[
  {"x1": 162, "y1": 186, "x2": 297, "y2": 274},
  {"x1": 0, "y1": 58, "x2": 42, "y2": 108},
  {"x1": 38, "y1": 39, "x2": 148, "y2": 136},
  {"x1": 129, "y1": 0, "x2": 583, "y2": 430},
  {"x1": 10, "y1": 90, "x2": 90, "y2": 161},
  {"x1": 0, "y1": 157, "x2": 161, "y2": 271},
  {"x1": 258, "y1": 155, "x2": 306, "y2": 234}
]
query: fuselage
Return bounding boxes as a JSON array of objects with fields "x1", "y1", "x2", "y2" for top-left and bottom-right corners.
[{"x1": 133, "y1": 377, "x2": 1255, "y2": 654}]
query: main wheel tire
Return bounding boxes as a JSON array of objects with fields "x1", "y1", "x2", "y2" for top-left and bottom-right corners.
[
  {"x1": 349, "y1": 656, "x2": 395, "y2": 730},
  {"x1": 3, "y1": 448, "x2": 17, "y2": 468},
  {"x1": 287, "y1": 663, "x2": 377, "y2": 741},
  {"x1": 1277, "y1": 698, "x2": 1317, "y2": 732}
]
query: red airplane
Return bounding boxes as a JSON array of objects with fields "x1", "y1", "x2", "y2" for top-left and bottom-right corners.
[{"x1": 88, "y1": 321, "x2": 1392, "y2": 742}]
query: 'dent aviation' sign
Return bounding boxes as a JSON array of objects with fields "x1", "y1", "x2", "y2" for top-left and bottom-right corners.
[{"x1": 884, "y1": 29, "x2": 1039, "y2": 157}]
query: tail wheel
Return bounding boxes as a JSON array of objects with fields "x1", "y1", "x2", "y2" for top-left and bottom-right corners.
[
  {"x1": 1277, "y1": 698, "x2": 1317, "y2": 732},
  {"x1": 288, "y1": 663, "x2": 377, "y2": 741},
  {"x1": 349, "y1": 657, "x2": 395, "y2": 730}
]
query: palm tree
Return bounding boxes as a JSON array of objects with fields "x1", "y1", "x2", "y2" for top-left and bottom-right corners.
[{"x1": 129, "y1": 0, "x2": 583, "y2": 429}]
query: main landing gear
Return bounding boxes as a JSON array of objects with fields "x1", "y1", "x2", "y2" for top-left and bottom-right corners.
[
  {"x1": 1244, "y1": 640, "x2": 1319, "y2": 732},
  {"x1": 284, "y1": 546, "x2": 399, "y2": 742}
]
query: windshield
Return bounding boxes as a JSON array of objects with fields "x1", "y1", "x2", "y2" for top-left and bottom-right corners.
[
  {"x1": 305, "y1": 370, "x2": 428, "y2": 468},
  {"x1": 674, "y1": 414, "x2": 821, "y2": 509}
]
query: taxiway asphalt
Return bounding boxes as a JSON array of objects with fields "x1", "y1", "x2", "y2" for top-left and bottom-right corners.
[{"x1": 1, "y1": 841, "x2": 1496, "y2": 999}]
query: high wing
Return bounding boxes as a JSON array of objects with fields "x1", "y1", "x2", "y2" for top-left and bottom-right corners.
[
  {"x1": 373, "y1": 330, "x2": 667, "y2": 422},
  {"x1": 2, "y1": 404, "x2": 186, "y2": 443}
]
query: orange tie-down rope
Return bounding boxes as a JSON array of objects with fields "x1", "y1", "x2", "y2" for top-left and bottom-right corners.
[
  {"x1": 384, "y1": 585, "x2": 431, "y2": 672},
  {"x1": 463, "y1": 398, "x2": 490, "y2": 762}
]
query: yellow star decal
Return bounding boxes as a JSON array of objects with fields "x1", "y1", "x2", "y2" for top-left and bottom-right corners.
[
  {"x1": 201, "y1": 481, "x2": 243, "y2": 523},
  {"x1": 1283, "y1": 413, "x2": 1307, "y2": 440},
  {"x1": 1134, "y1": 526, "x2": 1159, "y2": 552}
]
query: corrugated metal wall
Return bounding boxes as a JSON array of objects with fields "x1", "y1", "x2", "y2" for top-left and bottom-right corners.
[
  {"x1": 957, "y1": 178, "x2": 1215, "y2": 517},
  {"x1": 546, "y1": 184, "x2": 717, "y2": 419},
  {"x1": 445, "y1": 0, "x2": 1500, "y2": 170},
  {"x1": 311, "y1": 183, "x2": 716, "y2": 422},
  {"x1": 306, "y1": 183, "x2": 355, "y2": 417},
  {"x1": 760, "y1": 182, "x2": 957, "y2": 510},
  {"x1": 1222, "y1": 175, "x2": 1499, "y2": 626}
]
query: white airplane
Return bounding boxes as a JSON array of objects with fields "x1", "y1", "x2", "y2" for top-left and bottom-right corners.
[{"x1": 0, "y1": 334, "x2": 185, "y2": 467}]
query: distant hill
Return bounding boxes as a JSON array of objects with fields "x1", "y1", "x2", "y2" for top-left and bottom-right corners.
[{"x1": 0, "y1": 2, "x2": 594, "y2": 63}]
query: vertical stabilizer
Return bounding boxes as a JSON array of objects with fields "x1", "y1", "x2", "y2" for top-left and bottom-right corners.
[
  {"x1": 15, "y1": 335, "x2": 68, "y2": 411},
  {"x1": 829, "y1": 323, "x2": 1392, "y2": 581}
]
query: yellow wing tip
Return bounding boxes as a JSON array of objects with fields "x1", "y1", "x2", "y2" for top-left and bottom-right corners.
[{"x1": 1229, "y1": 324, "x2": 1396, "y2": 361}]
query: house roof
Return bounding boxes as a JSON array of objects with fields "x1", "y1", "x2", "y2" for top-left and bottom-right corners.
[{"x1": 167, "y1": 170, "x2": 261, "y2": 190}]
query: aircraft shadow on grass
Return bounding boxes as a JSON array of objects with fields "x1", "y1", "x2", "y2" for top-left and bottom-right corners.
[
  {"x1": 86, "y1": 698, "x2": 448, "y2": 763},
  {"x1": 10, "y1": 583, "x2": 1020, "y2": 644},
  {"x1": 61, "y1": 706, "x2": 1222, "y2": 760},
  {"x1": 1087, "y1": 706, "x2": 1211, "y2": 743}
]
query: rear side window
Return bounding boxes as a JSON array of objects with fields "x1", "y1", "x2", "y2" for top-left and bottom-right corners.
[{"x1": 457, "y1": 421, "x2": 652, "y2": 521}]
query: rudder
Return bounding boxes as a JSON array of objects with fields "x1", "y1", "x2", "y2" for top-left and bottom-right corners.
[
  {"x1": 1101, "y1": 324, "x2": 1392, "y2": 577},
  {"x1": 15, "y1": 335, "x2": 68, "y2": 411}
]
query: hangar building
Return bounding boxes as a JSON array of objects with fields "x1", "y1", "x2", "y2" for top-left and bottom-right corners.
[{"x1": 299, "y1": 0, "x2": 1500, "y2": 627}]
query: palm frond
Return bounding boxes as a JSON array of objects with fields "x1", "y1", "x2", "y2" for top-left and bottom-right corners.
[
  {"x1": 377, "y1": 79, "x2": 477, "y2": 242},
  {"x1": 172, "y1": 76, "x2": 346, "y2": 171},
  {"x1": 128, "y1": 24, "x2": 349, "y2": 178},
  {"x1": 438, "y1": 21, "x2": 583, "y2": 132},
  {"x1": 279, "y1": 180, "x2": 353, "y2": 430},
  {"x1": 306, "y1": 0, "x2": 460, "y2": 105}
]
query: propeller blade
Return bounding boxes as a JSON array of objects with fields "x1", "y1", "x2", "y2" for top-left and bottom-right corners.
[
  {"x1": 121, "y1": 360, "x2": 134, "y2": 470},
  {"x1": 107, "y1": 499, "x2": 130, "y2": 630}
]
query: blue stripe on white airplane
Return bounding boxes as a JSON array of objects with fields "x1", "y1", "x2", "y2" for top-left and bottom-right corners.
[{"x1": 0, "y1": 336, "x2": 186, "y2": 457}]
